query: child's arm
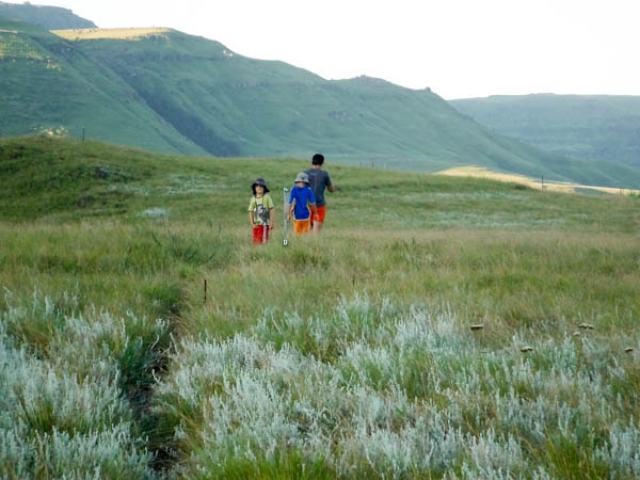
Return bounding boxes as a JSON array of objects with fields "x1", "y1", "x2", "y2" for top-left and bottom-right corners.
[
  {"x1": 269, "y1": 207, "x2": 276, "y2": 228},
  {"x1": 287, "y1": 204, "x2": 294, "y2": 221},
  {"x1": 248, "y1": 197, "x2": 255, "y2": 227}
]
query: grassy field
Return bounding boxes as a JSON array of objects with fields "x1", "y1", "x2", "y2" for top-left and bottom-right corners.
[{"x1": 1, "y1": 136, "x2": 639, "y2": 479}]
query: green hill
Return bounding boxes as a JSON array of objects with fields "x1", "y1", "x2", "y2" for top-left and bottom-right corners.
[
  {"x1": 450, "y1": 94, "x2": 640, "y2": 168},
  {"x1": 2, "y1": 10, "x2": 640, "y2": 189},
  {"x1": 0, "y1": 18, "x2": 207, "y2": 154},
  {"x1": 65, "y1": 30, "x2": 534, "y2": 165}
]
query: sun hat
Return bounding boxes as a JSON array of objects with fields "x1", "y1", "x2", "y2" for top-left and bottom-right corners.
[
  {"x1": 252, "y1": 177, "x2": 270, "y2": 193},
  {"x1": 294, "y1": 172, "x2": 309, "y2": 184}
]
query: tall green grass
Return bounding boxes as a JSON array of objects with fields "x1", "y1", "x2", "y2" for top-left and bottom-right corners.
[{"x1": 1, "y1": 137, "x2": 639, "y2": 478}]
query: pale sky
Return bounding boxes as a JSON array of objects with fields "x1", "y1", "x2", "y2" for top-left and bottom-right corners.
[{"x1": 11, "y1": 0, "x2": 640, "y2": 99}]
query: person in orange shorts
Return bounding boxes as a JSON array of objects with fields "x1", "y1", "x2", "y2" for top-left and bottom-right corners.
[
  {"x1": 286, "y1": 172, "x2": 316, "y2": 235},
  {"x1": 305, "y1": 153, "x2": 337, "y2": 233}
]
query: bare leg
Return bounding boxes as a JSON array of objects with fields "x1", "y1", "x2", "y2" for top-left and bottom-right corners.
[{"x1": 313, "y1": 221, "x2": 323, "y2": 233}]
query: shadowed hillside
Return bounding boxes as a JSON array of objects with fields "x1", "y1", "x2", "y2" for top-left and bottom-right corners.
[
  {"x1": 451, "y1": 94, "x2": 640, "y2": 168},
  {"x1": 0, "y1": 19, "x2": 207, "y2": 154}
]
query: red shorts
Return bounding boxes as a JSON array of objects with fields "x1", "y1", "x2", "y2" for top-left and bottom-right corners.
[
  {"x1": 313, "y1": 205, "x2": 326, "y2": 223},
  {"x1": 253, "y1": 225, "x2": 271, "y2": 244}
]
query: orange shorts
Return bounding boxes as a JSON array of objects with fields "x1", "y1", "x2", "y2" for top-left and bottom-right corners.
[
  {"x1": 293, "y1": 219, "x2": 311, "y2": 235},
  {"x1": 313, "y1": 205, "x2": 326, "y2": 223}
]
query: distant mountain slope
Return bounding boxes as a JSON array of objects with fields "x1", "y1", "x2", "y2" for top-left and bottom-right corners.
[
  {"x1": 2, "y1": 9, "x2": 640, "y2": 189},
  {"x1": 65, "y1": 30, "x2": 538, "y2": 166},
  {"x1": 450, "y1": 94, "x2": 640, "y2": 168},
  {"x1": 0, "y1": 1, "x2": 95, "y2": 29},
  {"x1": 0, "y1": 18, "x2": 207, "y2": 154}
]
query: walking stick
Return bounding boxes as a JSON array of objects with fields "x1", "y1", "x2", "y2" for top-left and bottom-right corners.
[{"x1": 283, "y1": 187, "x2": 289, "y2": 246}]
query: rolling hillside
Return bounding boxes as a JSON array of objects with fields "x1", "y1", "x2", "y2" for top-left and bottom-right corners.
[
  {"x1": 0, "y1": 17, "x2": 208, "y2": 154},
  {"x1": 2, "y1": 6, "x2": 640, "y2": 189}
]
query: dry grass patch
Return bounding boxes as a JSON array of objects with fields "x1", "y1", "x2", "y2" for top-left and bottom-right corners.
[
  {"x1": 437, "y1": 166, "x2": 640, "y2": 195},
  {"x1": 53, "y1": 27, "x2": 172, "y2": 41}
]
